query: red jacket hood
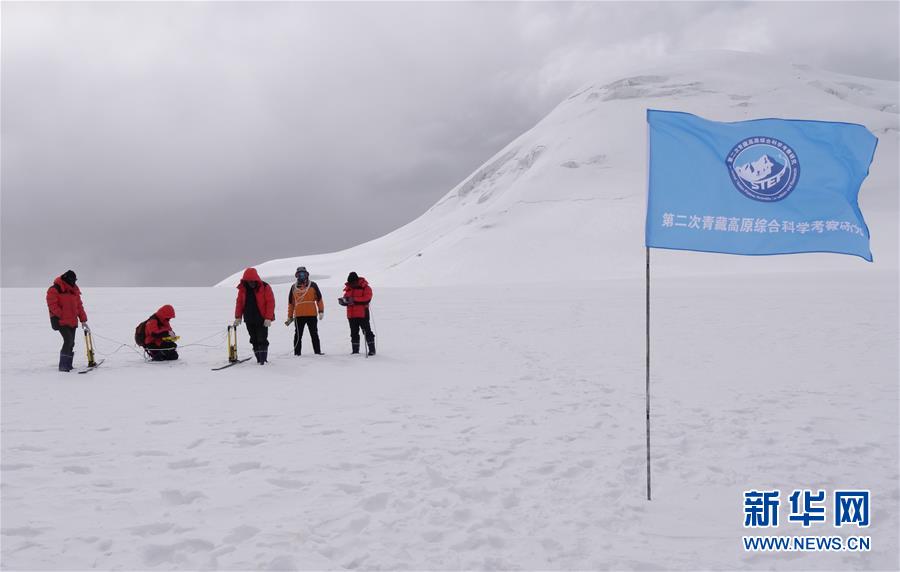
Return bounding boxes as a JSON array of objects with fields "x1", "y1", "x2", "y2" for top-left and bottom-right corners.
[
  {"x1": 156, "y1": 305, "x2": 176, "y2": 320},
  {"x1": 239, "y1": 268, "x2": 262, "y2": 285},
  {"x1": 344, "y1": 277, "x2": 369, "y2": 289},
  {"x1": 53, "y1": 276, "x2": 80, "y2": 294}
]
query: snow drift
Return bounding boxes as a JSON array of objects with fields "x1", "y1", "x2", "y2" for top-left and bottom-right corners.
[{"x1": 219, "y1": 51, "x2": 899, "y2": 288}]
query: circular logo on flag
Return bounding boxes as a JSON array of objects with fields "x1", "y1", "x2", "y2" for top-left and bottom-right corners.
[{"x1": 726, "y1": 137, "x2": 800, "y2": 202}]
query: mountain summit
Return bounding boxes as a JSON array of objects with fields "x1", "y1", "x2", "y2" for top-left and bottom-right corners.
[{"x1": 220, "y1": 51, "x2": 898, "y2": 287}]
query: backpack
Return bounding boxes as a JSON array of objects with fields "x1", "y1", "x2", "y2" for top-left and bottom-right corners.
[{"x1": 134, "y1": 315, "x2": 156, "y2": 347}]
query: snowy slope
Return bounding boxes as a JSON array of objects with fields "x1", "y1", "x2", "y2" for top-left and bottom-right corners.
[{"x1": 219, "y1": 51, "x2": 899, "y2": 288}]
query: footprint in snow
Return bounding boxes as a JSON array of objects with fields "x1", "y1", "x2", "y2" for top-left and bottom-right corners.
[
  {"x1": 421, "y1": 530, "x2": 444, "y2": 543},
  {"x1": 265, "y1": 555, "x2": 297, "y2": 570},
  {"x1": 335, "y1": 483, "x2": 364, "y2": 494},
  {"x1": 129, "y1": 523, "x2": 175, "y2": 537},
  {"x1": 535, "y1": 463, "x2": 556, "y2": 475},
  {"x1": 160, "y1": 490, "x2": 206, "y2": 505},
  {"x1": 63, "y1": 466, "x2": 91, "y2": 474},
  {"x1": 1, "y1": 527, "x2": 44, "y2": 537},
  {"x1": 0, "y1": 464, "x2": 33, "y2": 471},
  {"x1": 168, "y1": 458, "x2": 209, "y2": 470},
  {"x1": 347, "y1": 516, "x2": 370, "y2": 533},
  {"x1": 134, "y1": 450, "x2": 170, "y2": 457},
  {"x1": 228, "y1": 462, "x2": 261, "y2": 474},
  {"x1": 360, "y1": 492, "x2": 390, "y2": 512},
  {"x1": 453, "y1": 508, "x2": 473, "y2": 522},
  {"x1": 141, "y1": 539, "x2": 215, "y2": 567},
  {"x1": 236, "y1": 438, "x2": 267, "y2": 447},
  {"x1": 147, "y1": 419, "x2": 179, "y2": 426},
  {"x1": 9, "y1": 445, "x2": 46, "y2": 452},
  {"x1": 222, "y1": 525, "x2": 259, "y2": 544},
  {"x1": 267, "y1": 478, "x2": 307, "y2": 489}
]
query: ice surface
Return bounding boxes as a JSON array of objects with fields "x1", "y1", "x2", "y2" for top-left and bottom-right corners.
[{"x1": 2, "y1": 271, "x2": 898, "y2": 569}]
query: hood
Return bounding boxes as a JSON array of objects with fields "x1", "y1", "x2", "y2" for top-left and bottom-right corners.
[
  {"x1": 156, "y1": 305, "x2": 176, "y2": 320},
  {"x1": 239, "y1": 267, "x2": 262, "y2": 285},
  {"x1": 53, "y1": 276, "x2": 80, "y2": 294},
  {"x1": 345, "y1": 276, "x2": 369, "y2": 288}
]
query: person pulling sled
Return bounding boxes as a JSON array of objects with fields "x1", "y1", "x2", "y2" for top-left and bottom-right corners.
[
  {"x1": 138, "y1": 305, "x2": 179, "y2": 361},
  {"x1": 284, "y1": 266, "x2": 324, "y2": 355},
  {"x1": 339, "y1": 272, "x2": 375, "y2": 356},
  {"x1": 234, "y1": 267, "x2": 275, "y2": 364},
  {"x1": 45, "y1": 270, "x2": 89, "y2": 372}
]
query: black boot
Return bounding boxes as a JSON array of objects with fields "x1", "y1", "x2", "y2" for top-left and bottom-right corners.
[
  {"x1": 58, "y1": 353, "x2": 74, "y2": 372},
  {"x1": 257, "y1": 350, "x2": 268, "y2": 365},
  {"x1": 366, "y1": 337, "x2": 376, "y2": 357},
  {"x1": 351, "y1": 343, "x2": 360, "y2": 354}
]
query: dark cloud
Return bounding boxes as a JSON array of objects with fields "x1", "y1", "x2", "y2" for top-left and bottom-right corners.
[{"x1": 2, "y1": 2, "x2": 897, "y2": 286}]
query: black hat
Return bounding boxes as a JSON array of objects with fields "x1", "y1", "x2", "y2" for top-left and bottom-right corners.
[
  {"x1": 61, "y1": 270, "x2": 77, "y2": 285},
  {"x1": 347, "y1": 272, "x2": 359, "y2": 283}
]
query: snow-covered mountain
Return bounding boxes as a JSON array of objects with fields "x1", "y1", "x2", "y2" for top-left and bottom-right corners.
[{"x1": 219, "y1": 51, "x2": 899, "y2": 287}]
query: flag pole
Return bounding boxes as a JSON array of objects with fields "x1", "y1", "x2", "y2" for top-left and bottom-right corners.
[{"x1": 646, "y1": 246, "x2": 652, "y2": 501}]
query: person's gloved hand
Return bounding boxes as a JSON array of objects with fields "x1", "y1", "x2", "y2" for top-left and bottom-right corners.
[
  {"x1": 318, "y1": 312, "x2": 324, "y2": 321},
  {"x1": 263, "y1": 319, "x2": 272, "y2": 328},
  {"x1": 82, "y1": 322, "x2": 90, "y2": 333},
  {"x1": 284, "y1": 318, "x2": 292, "y2": 326},
  {"x1": 233, "y1": 318, "x2": 242, "y2": 327}
]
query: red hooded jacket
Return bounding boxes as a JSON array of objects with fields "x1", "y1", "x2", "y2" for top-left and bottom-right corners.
[
  {"x1": 342, "y1": 277, "x2": 373, "y2": 319},
  {"x1": 46, "y1": 276, "x2": 88, "y2": 328},
  {"x1": 234, "y1": 268, "x2": 275, "y2": 322},
  {"x1": 145, "y1": 305, "x2": 176, "y2": 347}
]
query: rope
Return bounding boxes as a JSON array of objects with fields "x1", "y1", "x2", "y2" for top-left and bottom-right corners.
[{"x1": 87, "y1": 328, "x2": 228, "y2": 362}]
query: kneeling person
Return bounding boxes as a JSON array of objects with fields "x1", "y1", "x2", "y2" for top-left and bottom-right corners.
[{"x1": 144, "y1": 305, "x2": 179, "y2": 361}]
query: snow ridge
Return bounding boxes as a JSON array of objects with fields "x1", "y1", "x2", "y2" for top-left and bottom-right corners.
[{"x1": 220, "y1": 51, "x2": 898, "y2": 287}]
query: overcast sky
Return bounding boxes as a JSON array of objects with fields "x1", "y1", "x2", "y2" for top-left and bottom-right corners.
[{"x1": 2, "y1": 1, "x2": 898, "y2": 287}]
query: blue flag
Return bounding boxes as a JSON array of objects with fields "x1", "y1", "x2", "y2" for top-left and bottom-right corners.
[{"x1": 645, "y1": 110, "x2": 878, "y2": 261}]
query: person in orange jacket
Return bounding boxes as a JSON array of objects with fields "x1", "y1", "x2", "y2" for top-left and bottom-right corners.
[
  {"x1": 45, "y1": 270, "x2": 88, "y2": 371},
  {"x1": 234, "y1": 267, "x2": 275, "y2": 364},
  {"x1": 283, "y1": 266, "x2": 324, "y2": 356},
  {"x1": 143, "y1": 305, "x2": 179, "y2": 361}
]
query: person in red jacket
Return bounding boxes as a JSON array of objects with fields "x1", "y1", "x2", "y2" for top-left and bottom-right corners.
[
  {"x1": 144, "y1": 305, "x2": 179, "y2": 361},
  {"x1": 339, "y1": 272, "x2": 375, "y2": 356},
  {"x1": 45, "y1": 270, "x2": 88, "y2": 371},
  {"x1": 234, "y1": 267, "x2": 275, "y2": 364}
]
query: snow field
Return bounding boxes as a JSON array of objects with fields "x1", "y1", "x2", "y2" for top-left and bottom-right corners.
[{"x1": 2, "y1": 269, "x2": 897, "y2": 569}]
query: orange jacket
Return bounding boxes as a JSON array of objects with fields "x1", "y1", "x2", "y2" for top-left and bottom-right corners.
[{"x1": 287, "y1": 281, "x2": 324, "y2": 319}]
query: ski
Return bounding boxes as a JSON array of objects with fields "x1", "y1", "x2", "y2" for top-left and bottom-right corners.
[
  {"x1": 211, "y1": 357, "x2": 252, "y2": 371},
  {"x1": 77, "y1": 359, "x2": 105, "y2": 374}
]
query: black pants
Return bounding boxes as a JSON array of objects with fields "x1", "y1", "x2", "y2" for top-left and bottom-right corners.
[
  {"x1": 147, "y1": 341, "x2": 179, "y2": 361},
  {"x1": 293, "y1": 316, "x2": 321, "y2": 355},
  {"x1": 245, "y1": 321, "x2": 269, "y2": 356},
  {"x1": 348, "y1": 311, "x2": 374, "y2": 352},
  {"x1": 58, "y1": 326, "x2": 77, "y2": 356}
]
